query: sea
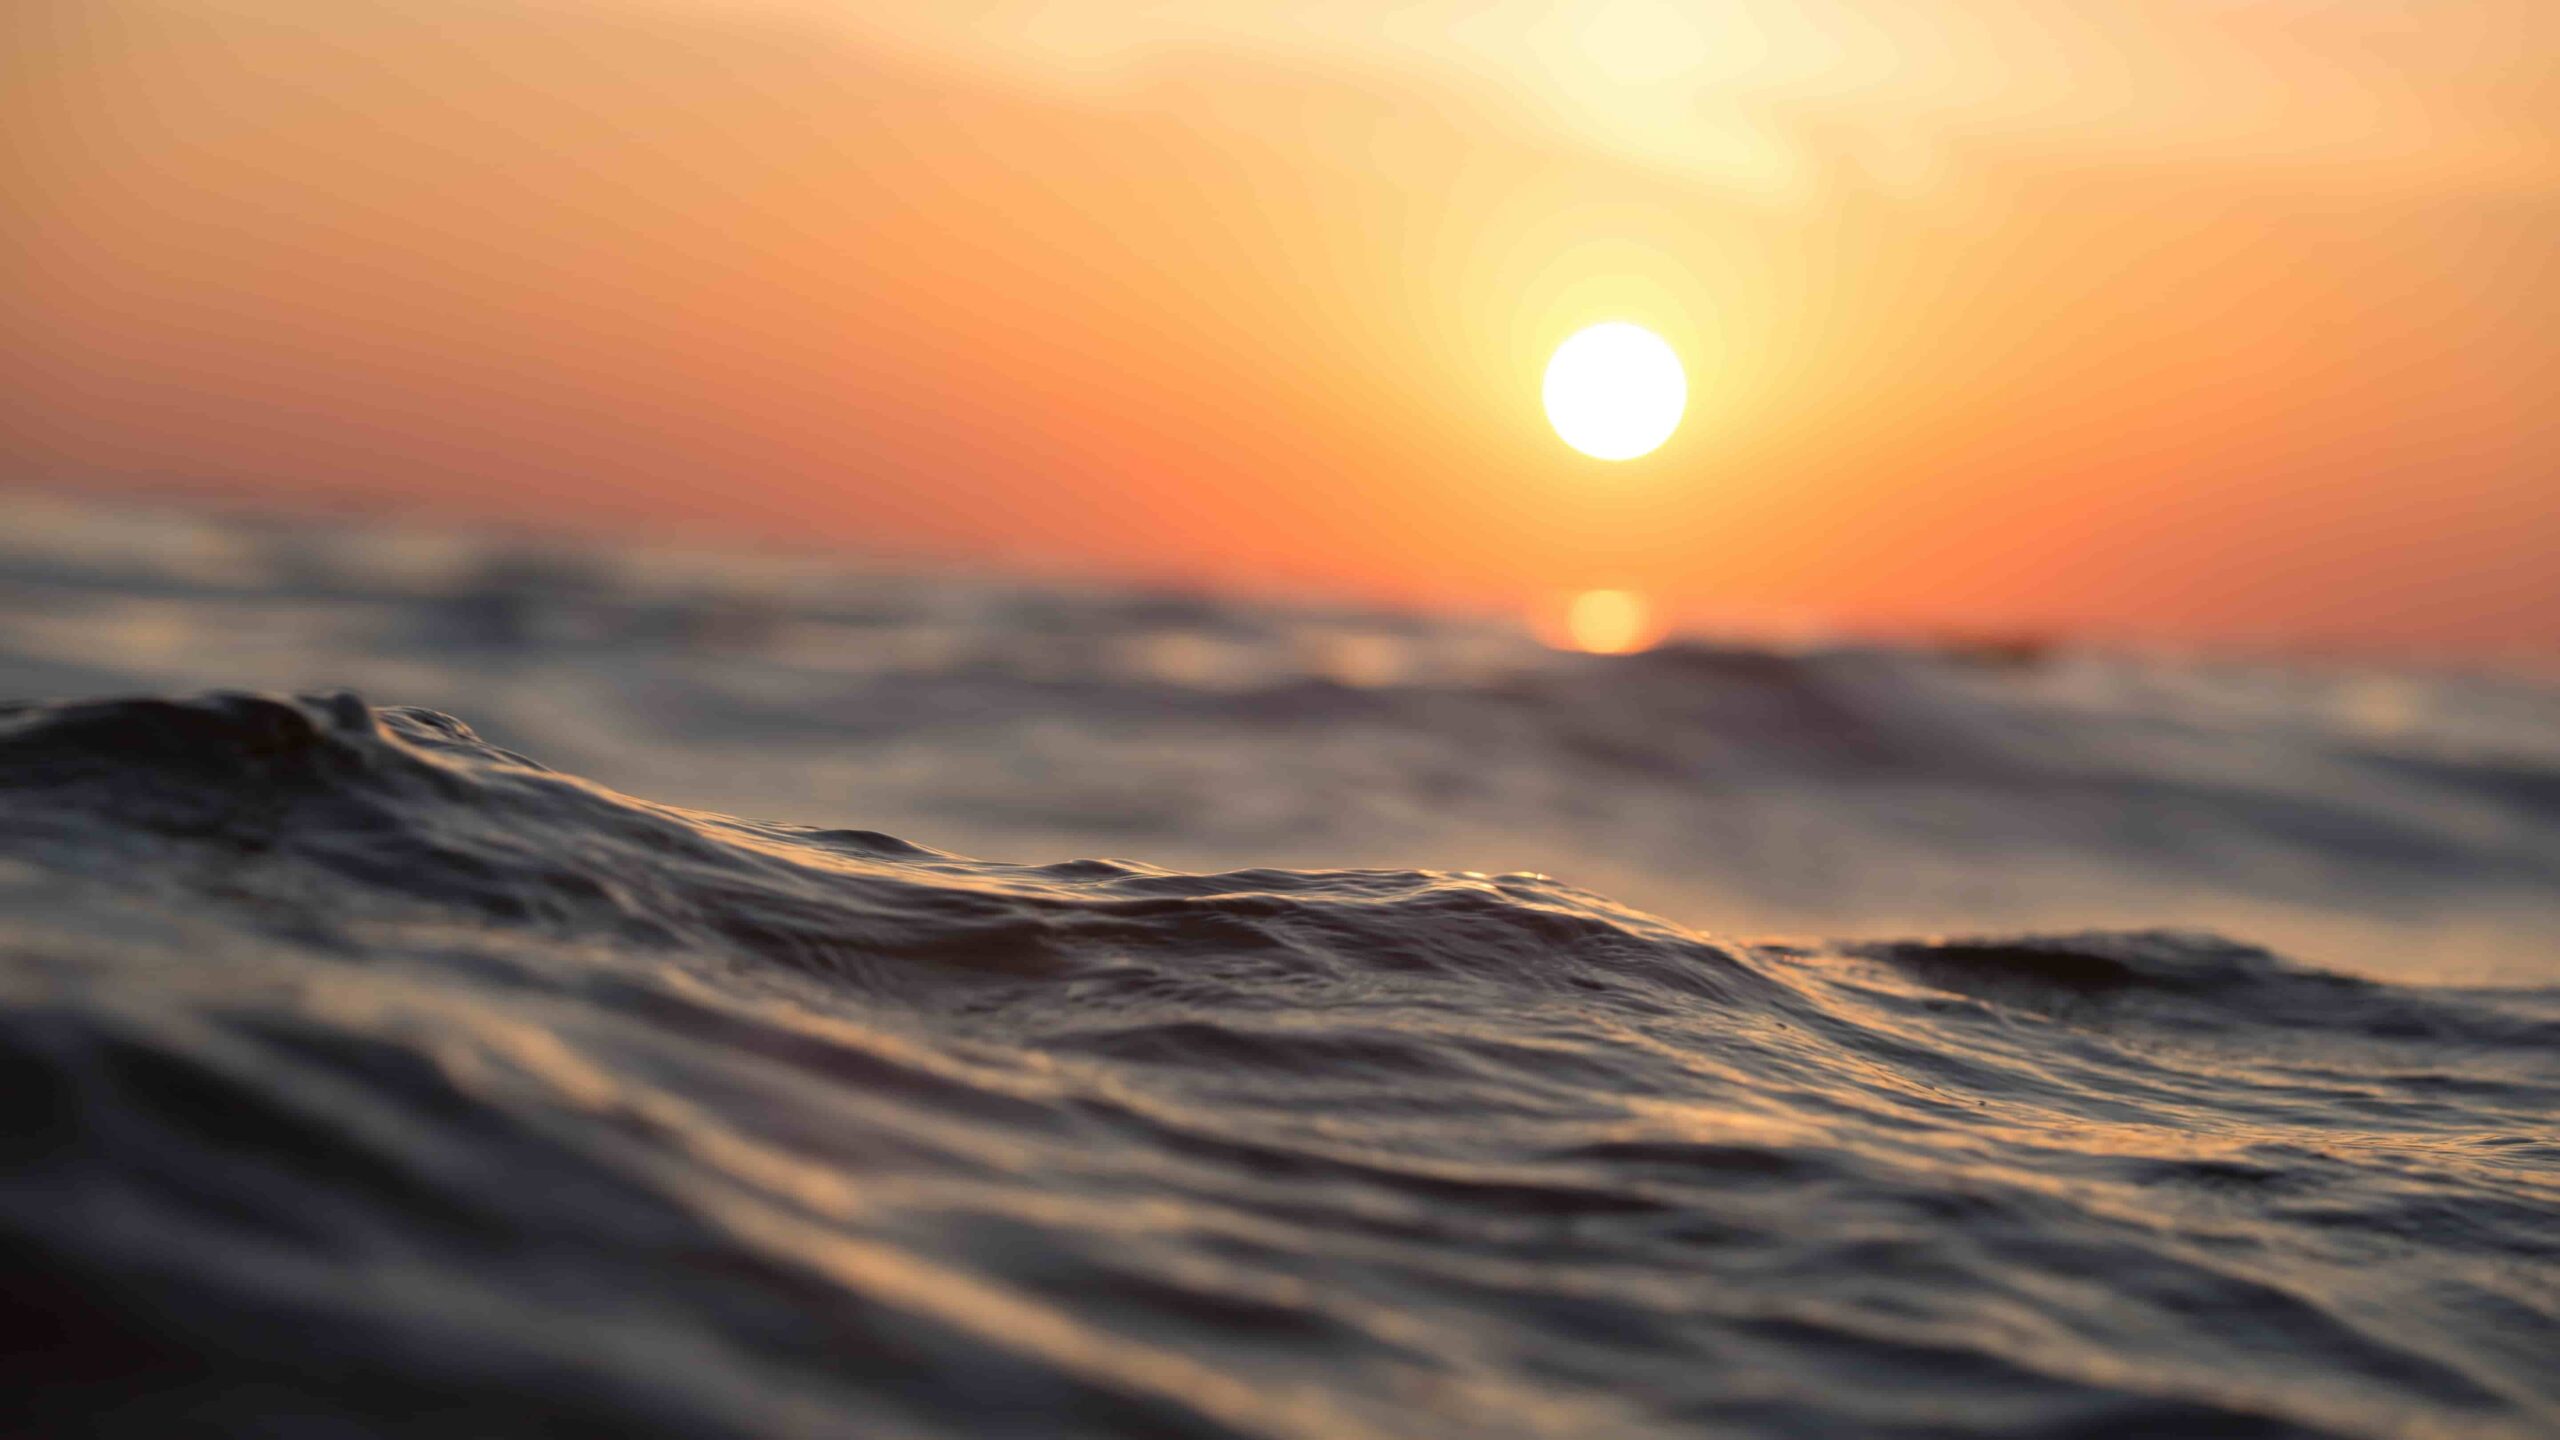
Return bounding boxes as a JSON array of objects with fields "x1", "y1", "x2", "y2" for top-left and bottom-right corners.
[{"x1": 3, "y1": 492, "x2": 2555, "y2": 1438}]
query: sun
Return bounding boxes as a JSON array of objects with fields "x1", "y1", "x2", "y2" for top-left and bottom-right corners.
[{"x1": 1542, "y1": 322, "x2": 1686, "y2": 461}]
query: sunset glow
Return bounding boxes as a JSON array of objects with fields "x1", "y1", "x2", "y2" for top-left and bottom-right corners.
[
  {"x1": 10, "y1": 7, "x2": 2560, "y2": 1426},
  {"x1": 9, "y1": 0, "x2": 2557, "y2": 658}
]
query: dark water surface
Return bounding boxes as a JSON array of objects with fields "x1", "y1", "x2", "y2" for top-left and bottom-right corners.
[
  {"x1": 7, "y1": 493, "x2": 2559, "y2": 987},
  {"x1": 5, "y1": 689, "x2": 2556, "y2": 1438}
]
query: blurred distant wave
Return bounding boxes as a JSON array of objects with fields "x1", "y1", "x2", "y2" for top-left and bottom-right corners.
[{"x1": 3, "y1": 491, "x2": 2556, "y2": 983}]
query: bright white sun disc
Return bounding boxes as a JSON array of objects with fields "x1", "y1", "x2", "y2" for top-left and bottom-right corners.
[{"x1": 1542, "y1": 322, "x2": 1686, "y2": 461}]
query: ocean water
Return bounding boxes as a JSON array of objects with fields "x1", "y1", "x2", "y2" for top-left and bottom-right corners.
[{"x1": 3, "y1": 495, "x2": 2558, "y2": 1437}]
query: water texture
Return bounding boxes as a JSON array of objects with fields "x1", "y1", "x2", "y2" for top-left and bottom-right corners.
[
  {"x1": 4, "y1": 688, "x2": 2556, "y2": 1438},
  {"x1": 4, "y1": 494, "x2": 2558, "y2": 986}
]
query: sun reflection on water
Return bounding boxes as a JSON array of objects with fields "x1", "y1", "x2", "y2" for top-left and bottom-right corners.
[{"x1": 1557, "y1": 589, "x2": 1661, "y2": 655}]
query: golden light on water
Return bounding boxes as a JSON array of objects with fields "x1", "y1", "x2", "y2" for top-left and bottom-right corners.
[
  {"x1": 1542, "y1": 323, "x2": 1687, "y2": 461},
  {"x1": 1562, "y1": 589, "x2": 1661, "y2": 654}
]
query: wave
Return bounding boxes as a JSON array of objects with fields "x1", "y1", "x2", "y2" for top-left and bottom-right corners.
[
  {"x1": 4, "y1": 690, "x2": 2555, "y2": 1438},
  {"x1": 8, "y1": 493, "x2": 2560, "y2": 987}
]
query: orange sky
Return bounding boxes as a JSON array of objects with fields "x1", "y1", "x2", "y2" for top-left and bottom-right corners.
[{"x1": 10, "y1": 0, "x2": 2557, "y2": 657}]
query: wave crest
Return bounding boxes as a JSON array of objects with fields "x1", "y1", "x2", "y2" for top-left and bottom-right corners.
[{"x1": 4, "y1": 691, "x2": 2555, "y2": 1438}]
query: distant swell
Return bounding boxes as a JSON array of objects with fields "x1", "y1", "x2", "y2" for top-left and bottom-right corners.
[{"x1": 4, "y1": 692, "x2": 2556, "y2": 1439}]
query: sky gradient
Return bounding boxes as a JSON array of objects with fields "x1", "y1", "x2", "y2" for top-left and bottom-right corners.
[{"x1": 11, "y1": 0, "x2": 2557, "y2": 657}]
